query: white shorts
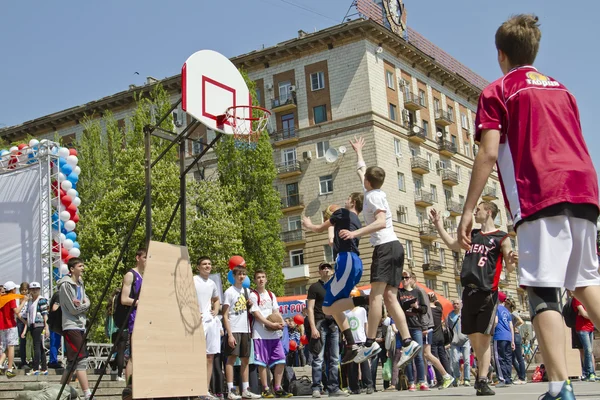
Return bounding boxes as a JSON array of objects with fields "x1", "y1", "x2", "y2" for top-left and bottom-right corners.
[
  {"x1": 203, "y1": 319, "x2": 221, "y2": 355},
  {"x1": 0, "y1": 327, "x2": 19, "y2": 351},
  {"x1": 517, "y1": 216, "x2": 600, "y2": 290}
]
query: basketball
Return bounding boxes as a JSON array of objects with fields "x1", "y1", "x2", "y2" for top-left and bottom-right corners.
[
  {"x1": 324, "y1": 204, "x2": 341, "y2": 220},
  {"x1": 266, "y1": 313, "x2": 284, "y2": 331}
]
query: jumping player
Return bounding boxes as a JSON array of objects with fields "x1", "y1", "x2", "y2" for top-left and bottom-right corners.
[
  {"x1": 302, "y1": 192, "x2": 369, "y2": 364},
  {"x1": 339, "y1": 136, "x2": 420, "y2": 368},
  {"x1": 457, "y1": 14, "x2": 600, "y2": 400},
  {"x1": 431, "y1": 204, "x2": 517, "y2": 396}
]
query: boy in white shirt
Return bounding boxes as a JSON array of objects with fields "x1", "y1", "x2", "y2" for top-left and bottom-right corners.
[
  {"x1": 343, "y1": 294, "x2": 372, "y2": 394},
  {"x1": 340, "y1": 136, "x2": 420, "y2": 367},
  {"x1": 248, "y1": 270, "x2": 290, "y2": 398},
  {"x1": 193, "y1": 256, "x2": 221, "y2": 400}
]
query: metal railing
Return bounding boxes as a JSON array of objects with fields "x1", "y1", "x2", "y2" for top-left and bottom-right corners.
[
  {"x1": 411, "y1": 156, "x2": 430, "y2": 171},
  {"x1": 280, "y1": 229, "x2": 305, "y2": 242},
  {"x1": 446, "y1": 199, "x2": 463, "y2": 214},
  {"x1": 404, "y1": 91, "x2": 426, "y2": 107},
  {"x1": 415, "y1": 190, "x2": 434, "y2": 204},
  {"x1": 271, "y1": 129, "x2": 298, "y2": 142},
  {"x1": 271, "y1": 95, "x2": 297, "y2": 109},
  {"x1": 281, "y1": 194, "x2": 303, "y2": 208},
  {"x1": 423, "y1": 263, "x2": 444, "y2": 274},
  {"x1": 438, "y1": 140, "x2": 457, "y2": 154},
  {"x1": 435, "y1": 109, "x2": 454, "y2": 123},
  {"x1": 276, "y1": 160, "x2": 301, "y2": 174}
]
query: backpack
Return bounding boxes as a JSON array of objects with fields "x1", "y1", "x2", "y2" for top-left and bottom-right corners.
[
  {"x1": 113, "y1": 270, "x2": 138, "y2": 329},
  {"x1": 562, "y1": 298, "x2": 577, "y2": 328},
  {"x1": 282, "y1": 366, "x2": 297, "y2": 393},
  {"x1": 47, "y1": 292, "x2": 63, "y2": 335},
  {"x1": 245, "y1": 289, "x2": 274, "y2": 330}
]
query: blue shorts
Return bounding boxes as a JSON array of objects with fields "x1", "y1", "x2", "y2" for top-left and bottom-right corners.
[{"x1": 323, "y1": 252, "x2": 363, "y2": 307}]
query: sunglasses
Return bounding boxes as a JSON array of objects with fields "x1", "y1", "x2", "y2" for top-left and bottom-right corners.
[
  {"x1": 320, "y1": 265, "x2": 332, "y2": 270},
  {"x1": 402, "y1": 276, "x2": 410, "y2": 280}
]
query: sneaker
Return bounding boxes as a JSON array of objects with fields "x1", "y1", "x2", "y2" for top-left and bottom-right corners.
[
  {"x1": 26, "y1": 370, "x2": 40, "y2": 376},
  {"x1": 328, "y1": 389, "x2": 349, "y2": 397},
  {"x1": 463, "y1": 380, "x2": 471, "y2": 387},
  {"x1": 312, "y1": 390, "x2": 321, "y2": 398},
  {"x1": 383, "y1": 387, "x2": 396, "y2": 392},
  {"x1": 538, "y1": 380, "x2": 575, "y2": 400},
  {"x1": 419, "y1": 383, "x2": 430, "y2": 391},
  {"x1": 588, "y1": 374, "x2": 597, "y2": 382},
  {"x1": 41, "y1": 370, "x2": 48, "y2": 376},
  {"x1": 475, "y1": 379, "x2": 495, "y2": 396},
  {"x1": 441, "y1": 375, "x2": 455, "y2": 389},
  {"x1": 6, "y1": 369, "x2": 17, "y2": 378},
  {"x1": 262, "y1": 389, "x2": 275, "y2": 399},
  {"x1": 228, "y1": 389, "x2": 242, "y2": 400},
  {"x1": 274, "y1": 389, "x2": 292, "y2": 398},
  {"x1": 353, "y1": 342, "x2": 381, "y2": 364},
  {"x1": 205, "y1": 393, "x2": 219, "y2": 400},
  {"x1": 365, "y1": 387, "x2": 373, "y2": 395},
  {"x1": 341, "y1": 346, "x2": 359, "y2": 365},
  {"x1": 396, "y1": 340, "x2": 421, "y2": 370},
  {"x1": 495, "y1": 381, "x2": 509, "y2": 388},
  {"x1": 117, "y1": 375, "x2": 126, "y2": 382},
  {"x1": 242, "y1": 390, "x2": 261, "y2": 399},
  {"x1": 408, "y1": 384, "x2": 416, "y2": 392}
]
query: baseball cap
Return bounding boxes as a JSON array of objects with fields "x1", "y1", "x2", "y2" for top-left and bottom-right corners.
[
  {"x1": 4, "y1": 281, "x2": 17, "y2": 291},
  {"x1": 498, "y1": 291, "x2": 507, "y2": 302},
  {"x1": 29, "y1": 282, "x2": 41, "y2": 289}
]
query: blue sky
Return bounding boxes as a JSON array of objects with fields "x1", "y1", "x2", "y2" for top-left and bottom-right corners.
[{"x1": 1, "y1": 0, "x2": 598, "y2": 170}]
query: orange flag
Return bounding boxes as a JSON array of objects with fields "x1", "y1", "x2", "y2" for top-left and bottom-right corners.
[{"x1": 0, "y1": 293, "x2": 25, "y2": 309}]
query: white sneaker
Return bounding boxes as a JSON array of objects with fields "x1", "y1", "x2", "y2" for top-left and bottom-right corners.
[
  {"x1": 242, "y1": 390, "x2": 261, "y2": 399},
  {"x1": 228, "y1": 389, "x2": 242, "y2": 400},
  {"x1": 116, "y1": 375, "x2": 126, "y2": 382},
  {"x1": 205, "y1": 393, "x2": 219, "y2": 400},
  {"x1": 396, "y1": 340, "x2": 421, "y2": 369},
  {"x1": 353, "y1": 341, "x2": 381, "y2": 364}
]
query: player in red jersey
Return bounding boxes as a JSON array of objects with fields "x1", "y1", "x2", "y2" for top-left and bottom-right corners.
[{"x1": 457, "y1": 14, "x2": 600, "y2": 400}]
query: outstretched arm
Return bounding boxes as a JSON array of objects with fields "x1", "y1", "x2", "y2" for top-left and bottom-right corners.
[
  {"x1": 350, "y1": 136, "x2": 366, "y2": 187},
  {"x1": 429, "y1": 209, "x2": 461, "y2": 252},
  {"x1": 302, "y1": 215, "x2": 333, "y2": 233},
  {"x1": 339, "y1": 210, "x2": 386, "y2": 240},
  {"x1": 501, "y1": 239, "x2": 517, "y2": 273}
]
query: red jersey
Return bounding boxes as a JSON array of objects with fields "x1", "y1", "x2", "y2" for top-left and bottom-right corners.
[
  {"x1": 475, "y1": 66, "x2": 599, "y2": 226},
  {"x1": 1, "y1": 300, "x2": 17, "y2": 329},
  {"x1": 572, "y1": 298, "x2": 594, "y2": 332}
]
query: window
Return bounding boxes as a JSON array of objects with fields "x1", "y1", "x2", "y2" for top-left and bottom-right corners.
[
  {"x1": 293, "y1": 285, "x2": 308, "y2": 295},
  {"x1": 323, "y1": 245, "x2": 334, "y2": 263},
  {"x1": 288, "y1": 216, "x2": 301, "y2": 231},
  {"x1": 418, "y1": 89, "x2": 426, "y2": 107},
  {"x1": 311, "y1": 71, "x2": 325, "y2": 91},
  {"x1": 456, "y1": 283, "x2": 463, "y2": 297},
  {"x1": 316, "y1": 141, "x2": 330, "y2": 158},
  {"x1": 425, "y1": 279, "x2": 436, "y2": 290},
  {"x1": 281, "y1": 113, "x2": 295, "y2": 137},
  {"x1": 439, "y1": 248, "x2": 446, "y2": 266},
  {"x1": 286, "y1": 183, "x2": 300, "y2": 206},
  {"x1": 290, "y1": 249, "x2": 304, "y2": 267},
  {"x1": 434, "y1": 98, "x2": 441, "y2": 111},
  {"x1": 436, "y1": 126, "x2": 445, "y2": 138},
  {"x1": 389, "y1": 103, "x2": 397, "y2": 121},
  {"x1": 427, "y1": 153, "x2": 433, "y2": 170},
  {"x1": 282, "y1": 148, "x2": 297, "y2": 164},
  {"x1": 459, "y1": 195, "x2": 465, "y2": 207},
  {"x1": 405, "y1": 240, "x2": 413, "y2": 259},
  {"x1": 465, "y1": 144, "x2": 471, "y2": 158},
  {"x1": 397, "y1": 172, "x2": 406, "y2": 191},
  {"x1": 417, "y1": 211, "x2": 425, "y2": 226},
  {"x1": 456, "y1": 165, "x2": 462, "y2": 182},
  {"x1": 451, "y1": 135, "x2": 457, "y2": 147},
  {"x1": 319, "y1": 175, "x2": 333, "y2": 194},
  {"x1": 430, "y1": 184, "x2": 438, "y2": 202},
  {"x1": 313, "y1": 105, "x2": 327, "y2": 124},
  {"x1": 255, "y1": 88, "x2": 263, "y2": 107},
  {"x1": 414, "y1": 178, "x2": 423, "y2": 193},
  {"x1": 410, "y1": 146, "x2": 418, "y2": 157},
  {"x1": 397, "y1": 206, "x2": 408, "y2": 223},
  {"x1": 386, "y1": 70, "x2": 395, "y2": 89},
  {"x1": 424, "y1": 246, "x2": 430, "y2": 263},
  {"x1": 447, "y1": 106, "x2": 454, "y2": 121},
  {"x1": 444, "y1": 188, "x2": 452, "y2": 203},
  {"x1": 192, "y1": 139, "x2": 203, "y2": 155},
  {"x1": 401, "y1": 79, "x2": 410, "y2": 98},
  {"x1": 422, "y1": 120, "x2": 429, "y2": 135},
  {"x1": 443, "y1": 282, "x2": 450, "y2": 299},
  {"x1": 279, "y1": 81, "x2": 292, "y2": 101},
  {"x1": 461, "y1": 113, "x2": 469, "y2": 129},
  {"x1": 439, "y1": 159, "x2": 447, "y2": 170},
  {"x1": 394, "y1": 138, "x2": 402, "y2": 156},
  {"x1": 452, "y1": 251, "x2": 461, "y2": 268}
]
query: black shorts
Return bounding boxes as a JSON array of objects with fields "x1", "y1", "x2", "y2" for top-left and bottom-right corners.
[
  {"x1": 64, "y1": 330, "x2": 88, "y2": 364},
  {"x1": 225, "y1": 332, "x2": 251, "y2": 358},
  {"x1": 461, "y1": 288, "x2": 498, "y2": 335},
  {"x1": 370, "y1": 240, "x2": 404, "y2": 288}
]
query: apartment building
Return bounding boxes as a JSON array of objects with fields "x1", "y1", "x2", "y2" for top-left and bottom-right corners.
[{"x1": 0, "y1": 15, "x2": 526, "y2": 310}]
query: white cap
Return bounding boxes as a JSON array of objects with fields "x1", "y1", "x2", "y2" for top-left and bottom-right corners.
[
  {"x1": 29, "y1": 282, "x2": 41, "y2": 289},
  {"x1": 4, "y1": 281, "x2": 17, "y2": 291}
]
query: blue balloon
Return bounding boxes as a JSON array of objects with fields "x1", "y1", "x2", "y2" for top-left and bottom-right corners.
[
  {"x1": 68, "y1": 173, "x2": 79, "y2": 184},
  {"x1": 52, "y1": 219, "x2": 62, "y2": 231},
  {"x1": 61, "y1": 164, "x2": 73, "y2": 175},
  {"x1": 58, "y1": 157, "x2": 67, "y2": 167},
  {"x1": 0, "y1": 150, "x2": 8, "y2": 157},
  {"x1": 52, "y1": 212, "x2": 59, "y2": 222},
  {"x1": 72, "y1": 241, "x2": 80, "y2": 249},
  {"x1": 227, "y1": 270, "x2": 235, "y2": 285},
  {"x1": 61, "y1": 226, "x2": 67, "y2": 234},
  {"x1": 242, "y1": 276, "x2": 251, "y2": 289},
  {"x1": 52, "y1": 267, "x2": 61, "y2": 282},
  {"x1": 66, "y1": 231, "x2": 77, "y2": 241}
]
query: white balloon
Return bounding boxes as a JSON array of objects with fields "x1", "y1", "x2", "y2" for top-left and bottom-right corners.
[
  {"x1": 59, "y1": 211, "x2": 71, "y2": 222},
  {"x1": 60, "y1": 233, "x2": 66, "y2": 242},
  {"x1": 64, "y1": 220, "x2": 76, "y2": 232},
  {"x1": 52, "y1": 231, "x2": 61, "y2": 242},
  {"x1": 66, "y1": 155, "x2": 78, "y2": 167},
  {"x1": 61, "y1": 180, "x2": 72, "y2": 191},
  {"x1": 63, "y1": 239, "x2": 74, "y2": 250},
  {"x1": 74, "y1": 166, "x2": 81, "y2": 175},
  {"x1": 51, "y1": 146, "x2": 58, "y2": 155},
  {"x1": 72, "y1": 197, "x2": 81, "y2": 207},
  {"x1": 9, "y1": 146, "x2": 18, "y2": 153},
  {"x1": 58, "y1": 172, "x2": 66, "y2": 182},
  {"x1": 58, "y1": 147, "x2": 70, "y2": 159},
  {"x1": 59, "y1": 264, "x2": 69, "y2": 276},
  {"x1": 51, "y1": 197, "x2": 58, "y2": 208},
  {"x1": 29, "y1": 139, "x2": 39, "y2": 148},
  {"x1": 67, "y1": 189, "x2": 78, "y2": 198},
  {"x1": 68, "y1": 248, "x2": 81, "y2": 258}
]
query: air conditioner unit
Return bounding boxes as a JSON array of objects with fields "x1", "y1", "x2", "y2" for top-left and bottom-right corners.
[
  {"x1": 302, "y1": 150, "x2": 312, "y2": 160},
  {"x1": 432, "y1": 242, "x2": 440, "y2": 249},
  {"x1": 290, "y1": 85, "x2": 296, "y2": 92},
  {"x1": 408, "y1": 259, "x2": 416, "y2": 268}
]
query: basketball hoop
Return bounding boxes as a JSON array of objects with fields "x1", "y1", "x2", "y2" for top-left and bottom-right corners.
[{"x1": 218, "y1": 105, "x2": 271, "y2": 150}]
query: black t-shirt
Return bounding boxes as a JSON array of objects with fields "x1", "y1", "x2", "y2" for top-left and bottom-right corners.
[
  {"x1": 431, "y1": 301, "x2": 444, "y2": 344},
  {"x1": 461, "y1": 229, "x2": 508, "y2": 291},
  {"x1": 330, "y1": 208, "x2": 361, "y2": 258},
  {"x1": 307, "y1": 280, "x2": 327, "y2": 321},
  {"x1": 397, "y1": 287, "x2": 427, "y2": 329}
]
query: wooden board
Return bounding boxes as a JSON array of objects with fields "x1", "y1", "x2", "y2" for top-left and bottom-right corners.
[
  {"x1": 132, "y1": 241, "x2": 207, "y2": 399},
  {"x1": 535, "y1": 323, "x2": 582, "y2": 378}
]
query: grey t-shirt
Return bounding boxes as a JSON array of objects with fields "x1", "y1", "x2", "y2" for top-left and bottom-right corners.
[{"x1": 419, "y1": 287, "x2": 434, "y2": 330}]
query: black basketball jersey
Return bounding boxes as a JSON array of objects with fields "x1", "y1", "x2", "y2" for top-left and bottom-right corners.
[{"x1": 460, "y1": 229, "x2": 508, "y2": 291}]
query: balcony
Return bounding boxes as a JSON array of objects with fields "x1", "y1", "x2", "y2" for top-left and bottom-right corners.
[
  {"x1": 446, "y1": 199, "x2": 463, "y2": 217},
  {"x1": 280, "y1": 229, "x2": 306, "y2": 246},
  {"x1": 423, "y1": 263, "x2": 444, "y2": 276},
  {"x1": 419, "y1": 224, "x2": 438, "y2": 241},
  {"x1": 276, "y1": 160, "x2": 301, "y2": 178},
  {"x1": 281, "y1": 194, "x2": 304, "y2": 213},
  {"x1": 271, "y1": 95, "x2": 297, "y2": 113},
  {"x1": 507, "y1": 222, "x2": 516, "y2": 237},
  {"x1": 411, "y1": 156, "x2": 430, "y2": 174},
  {"x1": 404, "y1": 91, "x2": 426, "y2": 111},
  {"x1": 283, "y1": 264, "x2": 310, "y2": 282},
  {"x1": 482, "y1": 186, "x2": 498, "y2": 201},
  {"x1": 272, "y1": 129, "x2": 298, "y2": 147},
  {"x1": 438, "y1": 140, "x2": 457, "y2": 157},
  {"x1": 405, "y1": 123, "x2": 427, "y2": 144},
  {"x1": 434, "y1": 109, "x2": 454, "y2": 126},
  {"x1": 441, "y1": 169, "x2": 459, "y2": 186},
  {"x1": 414, "y1": 190, "x2": 434, "y2": 208}
]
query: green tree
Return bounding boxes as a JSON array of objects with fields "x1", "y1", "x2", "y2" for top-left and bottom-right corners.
[{"x1": 215, "y1": 72, "x2": 286, "y2": 295}]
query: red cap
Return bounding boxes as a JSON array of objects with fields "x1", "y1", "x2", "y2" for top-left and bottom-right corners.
[{"x1": 498, "y1": 291, "x2": 507, "y2": 302}]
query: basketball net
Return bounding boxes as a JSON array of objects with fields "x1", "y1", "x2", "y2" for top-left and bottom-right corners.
[{"x1": 222, "y1": 105, "x2": 271, "y2": 150}]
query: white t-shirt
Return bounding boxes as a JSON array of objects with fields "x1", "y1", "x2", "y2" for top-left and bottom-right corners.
[
  {"x1": 223, "y1": 286, "x2": 250, "y2": 333},
  {"x1": 193, "y1": 275, "x2": 219, "y2": 323},
  {"x1": 363, "y1": 188, "x2": 397, "y2": 246},
  {"x1": 344, "y1": 306, "x2": 367, "y2": 343},
  {"x1": 249, "y1": 290, "x2": 280, "y2": 340}
]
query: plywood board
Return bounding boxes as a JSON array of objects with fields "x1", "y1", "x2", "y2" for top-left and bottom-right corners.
[
  {"x1": 535, "y1": 323, "x2": 582, "y2": 378},
  {"x1": 132, "y1": 241, "x2": 207, "y2": 399}
]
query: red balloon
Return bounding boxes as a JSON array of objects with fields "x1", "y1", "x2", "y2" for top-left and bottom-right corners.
[
  {"x1": 300, "y1": 335, "x2": 309, "y2": 345},
  {"x1": 17, "y1": 143, "x2": 27, "y2": 150},
  {"x1": 52, "y1": 241, "x2": 59, "y2": 252},
  {"x1": 61, "y1": 195, "x2": 72, "y2": 207},
  {"x1": 72, "y1": 214, "x2": 80, "y2": 224},
  {"x1": 289, "y1": 340, "x2": 298, "y2": 351},
  {"x1": 228, "y1": 255, "x2": 246, "y2": 270},
  {"x1": 69, "y1": 148, "x2": 77, "y2": 156},
  {"x1": 65, "y1": 255, "x2": 74, "y2": 262},
  {"x1": 67, "y1": 203, "x2": 78, "y2": 218},
  {"x1": 293, "y1": 314, "x2": 305, "y2": 326},
  {"x1": 51, "y1": 180, "x2": 58, "y2": 190},
  {"x1": 61, "y1": 247, "x2": 69, "y2": 259}
]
